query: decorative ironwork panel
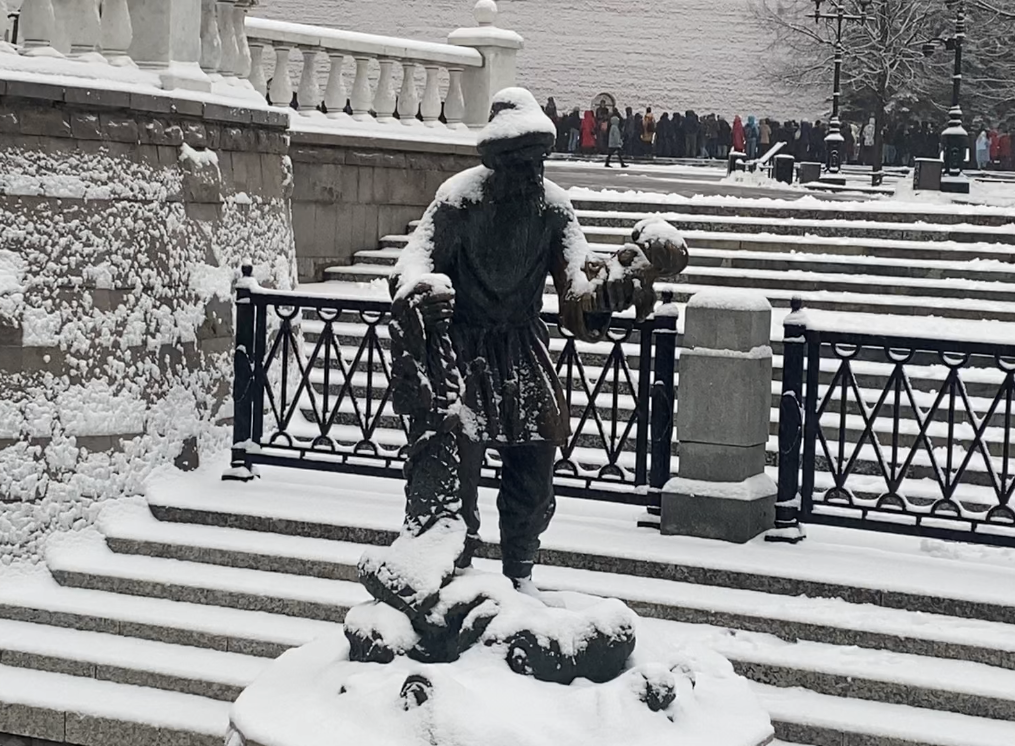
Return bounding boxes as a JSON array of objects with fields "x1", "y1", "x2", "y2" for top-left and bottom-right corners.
[
  {"x1": 228, "y1": 281, "x2": 673, "y2": 506},
  {"x1": 800, "y1": 329, "x2": 1015, "y2": 545}
]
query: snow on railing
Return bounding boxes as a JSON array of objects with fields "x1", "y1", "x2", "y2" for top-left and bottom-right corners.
[{"x1": 243, "y1": 0, "x2": 522, "y2": 132}]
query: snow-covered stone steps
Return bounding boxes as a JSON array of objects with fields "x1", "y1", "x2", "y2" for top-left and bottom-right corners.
[
  {"x1": 0, "y1": 665, "x2": 230, "y2": 746},
  {"x1": 566, "y1": 197, "x2": 1015, "y2": 229},
  {"x1": 87, "y1": 503, "x2": 1015, "y2": 728},
  {"x1": 143, "y1": 481, "x2": 1015, "y2": 628},
  {"x1": 44, "y1": 538, "x2": 369, "y2": 623},
  {"x1": 359, "y1": 241, "x2": 1015, "y2": 285},
  {"x1": 384, "y1": 227, "x2": 1015, "y2": 264},
  {"x1": 324, "y1": 263, "x2": 1015, "y2": 317},
  {"x1": 570, "y1": 209, "x2": 1015, "y2": 245},
  {"x1": 0, "y1": 618, "x2": 264, "y2": 702},
  {"x1": 98, "y1": 504, "x2": 1015, "y2": 666},
  {"x1": 0, "y1": 578, "x2": 333, "y2": 658},
  {"x1": 756, "y1": 684, "x2": 1015, "y2": 746}
]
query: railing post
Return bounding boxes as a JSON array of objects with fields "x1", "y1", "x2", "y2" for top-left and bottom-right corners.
[
  {"x1": 268, "y1": 43, "x2": 292, "y2": 107},
  {"x1": 444, "y1": 67, "x2": 466, "y2": 129},
  {"x1": 19, "y1": 0, "x2": 59, "y2": 56},
  {"x1": 420, "y1": 65, "x2": 441, "y2": 126},
  {"x1": 0, "y1": 1, "x2": 9, "y2": 49},
  {"x1": 248, "y1": 42, "x2": 267, "y2": 96},
  {"x1": 650, "y1": 292, "x2": 678, "y2": 494},
  {"x1": 67, "y1": 0, "x2": 103, "y2": 58},
  {"x1": 373, "y1": 57, "x2": 397, "y2": 121},
  {"x1": 232, "y1": 0, "x2": 252, "y2": 79},
  {"x1": 224, "y1": 264, "x2": 258, "y2": 482},
  {"x1": 216, "y1": 0, "x2": 238, "y2": 77},
  {"x1": 298, "y1": 47, "x2": 322, "y2": 112},
  {"x1": 350, "y1": 55, "x2": 373, "y2": 119},
  {"x1": 766, "y1": 297, "x2": 808, "y2": 543},
  {"x1": 100, "y1": 0, "x2": 133, "y2": 66},
  {"x1": 397, "y1": 61, "x2": 419, "y2": 124},
  {"x1": 199, "y1": 0, "x2": 222, "y2": 74},
  {"x1": 324, "y1": 52, "x2": 348, "y2": 117}
]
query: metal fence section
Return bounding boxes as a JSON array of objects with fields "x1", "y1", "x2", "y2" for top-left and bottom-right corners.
[
  {"x1": 225, "y1": 267, "x2": 678, "y2": 506},
  {"x1": 777, "y1": 301, "x2": 1015, "y2": 546}
]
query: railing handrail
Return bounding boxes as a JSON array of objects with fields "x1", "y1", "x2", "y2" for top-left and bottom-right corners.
[
  {"x1": 804, "y1": 327, "x2": 1015, "y2": 361},
  {"x1": 245, "y1": 17, "x2": 484, "y2": 68}
]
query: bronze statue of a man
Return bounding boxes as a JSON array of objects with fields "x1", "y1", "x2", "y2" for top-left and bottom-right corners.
[{"x1": 389, "y1": 88, "x2": 687, "y2": 590}]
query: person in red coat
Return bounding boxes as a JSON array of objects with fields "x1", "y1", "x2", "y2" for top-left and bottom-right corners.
[
  {"x1": 732, "y1": 115, "x2": 746, "y2": 153},
  {"x1": 579, "y1": 110, "x2": 597, "y2": 154},
  {"x1": 999, "y1": 131, "x2": 1013, "y2": 171}
]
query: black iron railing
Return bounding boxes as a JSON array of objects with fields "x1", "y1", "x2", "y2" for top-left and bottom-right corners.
[
  {"x1": 775, "y1": 299, "x2": 1015, "y2": 546},
  {"x1": 225, "y1": 267, "x2": 678, "y2": 506}
]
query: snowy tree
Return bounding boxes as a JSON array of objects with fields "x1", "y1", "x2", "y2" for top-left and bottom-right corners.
[{"x1": 754, "y1": 0, "x2": 1015, "y2": 166}]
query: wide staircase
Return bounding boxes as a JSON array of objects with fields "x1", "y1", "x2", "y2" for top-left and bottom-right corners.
[
  {"x1": 4, "y1": 470, "x2": 1015, "y2": 746},
  {"x1": 312, "y1": 193, "x2": 1015, "y2": 506}
]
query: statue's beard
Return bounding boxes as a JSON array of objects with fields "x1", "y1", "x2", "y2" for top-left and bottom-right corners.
[{"x1": 486, "y1": 161, "x2": 544, "y2": 205}]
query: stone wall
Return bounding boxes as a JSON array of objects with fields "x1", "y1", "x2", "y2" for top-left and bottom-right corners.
[
  {"x1": 0, "y1": 82, "x2": 296, "y2": 560},
  {"x1": 289, "y1": 130, "x2": 478, "y2": 282}
]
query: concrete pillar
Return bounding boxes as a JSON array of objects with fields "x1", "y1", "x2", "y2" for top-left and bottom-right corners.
[
  {"x1": 127, "y1": 0, "x2": 211, "y2": 91},
  {"x1": 661, "y1": 289, "x2": 776, "y2": 543},
  {"x1": 448, "y1": 0, "x2": 523, "y2": 129}
]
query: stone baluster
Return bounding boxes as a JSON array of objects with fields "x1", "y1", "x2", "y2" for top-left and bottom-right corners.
[
  {"x1": 232, "y1": 1, "x2": 252, "y2": 80},
  {"x1": 397, "y1": 61, "x2": 419, "y2": 125},
  {"x1": 19, "y1": 0, "x2": 60, "y2": 56},
  {"x1": 324, "y1": 52, "x2": 348, "y2": 118},
  {"x1": 216, "y1": 0, "x2": 238, "y2": 76},
  {"x1": 268, "y1": 44, "x2": 292, "y2": 107},
  {"x1": 350, "y1": 55, "x2": 373, "y2": 120},
  {"x1": 444, "y1": 67, "x2": 466, "y2": 129},
  {"x1": 248, "y1": 42, "x2": 268, "y2": 97},
  {"x1": 373, "y1": 57, "x2": 397, "y2": 122},
  {"x1": 65, "y1": 0, "x2": 103, "y2": 59},
  {"x1": 420, "y1": 65, "x2": 441, "y2": 126},
  {"x1": 0, "y1": 0, "x2": 9, "y2": 49},
  {"x1": 297, "y1": 48, "x2": 322, "y2": 113},
  {"x1": 199, "y1": 0, "x2": 222, "y2": 74},
  {"x1": 100, "y1": 0, "x2": 132, "y2": 65}
]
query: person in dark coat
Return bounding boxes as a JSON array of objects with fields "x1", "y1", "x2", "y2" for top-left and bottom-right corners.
[
  {"x1": 673, "y1": 112, "x2": 686, "y2": 158},
  {"x1": 656, "y1": 113, "x2": 672, "y2": 157},
  {"x1": 391, "y1": 88, "x2": 661, "y2": 582},
  {"x1": 684, "y1": 110, "x2": 700, "y2": 158},
  {"x1": 717, "y1": 116, "x2": 732, "y2": 158},
  {"x1": 605, "y1": 109, "x2": 628, "y2": 167}
]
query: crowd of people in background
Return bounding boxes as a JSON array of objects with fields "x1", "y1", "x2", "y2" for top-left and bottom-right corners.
[{"x1": 542, "y1": 97, "x2": 1015, "y2": 172}]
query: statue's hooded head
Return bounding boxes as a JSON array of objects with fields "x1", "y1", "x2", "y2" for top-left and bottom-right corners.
[{"x1": 477, "y1": 88, "x2": 556, "y2": 200}]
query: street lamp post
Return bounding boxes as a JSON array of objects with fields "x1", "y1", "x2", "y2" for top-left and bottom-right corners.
[
  {"x1": 812, "y1": 0, "x2": 870, "y2": 184},
  {"x1": 922, "y1": 0, "x2": 970, "y2": 194}
]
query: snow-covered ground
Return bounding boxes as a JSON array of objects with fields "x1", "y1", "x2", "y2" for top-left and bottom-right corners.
[{"x1": 258, "y1": 0, "x2": 825, "y2": 120}]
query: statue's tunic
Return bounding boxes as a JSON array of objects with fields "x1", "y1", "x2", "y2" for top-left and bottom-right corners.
[{"x1": 397, "y1": 171, "x2": 609, "y2": 447}]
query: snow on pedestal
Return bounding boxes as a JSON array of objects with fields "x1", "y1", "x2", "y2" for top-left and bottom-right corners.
[{"x1": 229, "y1": 584, "x2": 774, "y2": 746}]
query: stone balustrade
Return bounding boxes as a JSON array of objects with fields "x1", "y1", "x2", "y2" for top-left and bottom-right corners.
[
  {"x1": 1, "y1": 0, "x2": 261, "y2": 99},
  {"x1": 244, "y1": 0, "x2": 523, "y2": 131},
  {"x1": 1, "y1": 1, "x2": 523, "y2": 132}
]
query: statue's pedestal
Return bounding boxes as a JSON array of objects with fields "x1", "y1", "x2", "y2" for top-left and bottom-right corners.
[{"x1": 228, "y1": 590, "x2": 774, "y2": 746}]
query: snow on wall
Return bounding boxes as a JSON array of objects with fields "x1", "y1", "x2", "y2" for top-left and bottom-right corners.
[{"x1": 0, "y1": 135, "x2": 296, "y2": 563}]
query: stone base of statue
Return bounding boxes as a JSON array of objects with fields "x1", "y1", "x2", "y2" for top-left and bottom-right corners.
[{"x1": 227, "y1": 572, "x2": 774, "y2": 746}]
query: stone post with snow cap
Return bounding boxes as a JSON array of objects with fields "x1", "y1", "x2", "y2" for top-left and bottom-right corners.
[
  {"x1": 661, "y1": 289, "x2": 776, "y2": 543},
  {"x1": 448, "y1": 0, "x2": 523, "y2": 129}
]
